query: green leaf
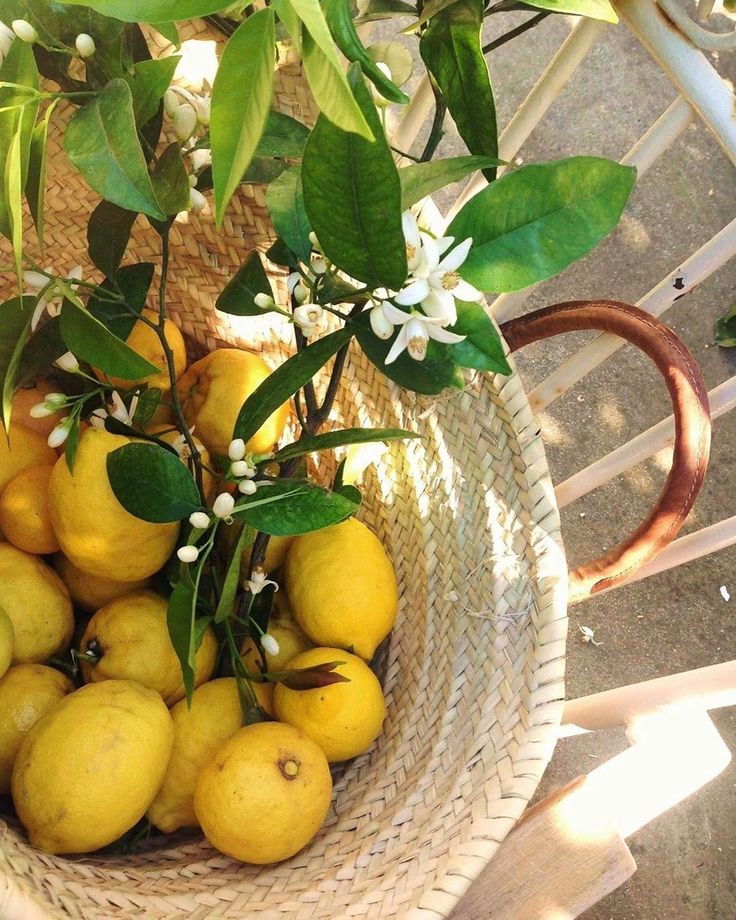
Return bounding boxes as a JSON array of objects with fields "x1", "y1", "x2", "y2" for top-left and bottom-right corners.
[
  {"x1": 5, "y1": 106, "x2": 25, "y2": 282},
  {"x1": 366, "y1": 41, "x2": 413, "y2": 86},
  {"x1": 355, "y1": 0, "x2": 417, "y2": 21},
  {"x1": 17, "y1": 316, "x2": 66, "y2": 387},
  {"x1": 151, "y1": 142, "x2": 190, "y2": 216},
  {"x1": 87, "y1": 200, "x2": 137, "y2": 278},
  {"x1": 256, "y1": 111, "x2": 310, "y2": 158},
  {"x1": 233, "y1": 326, "x2": 353, "y2": 444},
  {"x1": 59, "y1": 299, "x2": 160, "y2": 380},
  {"x1": 420, "y1": 0, "x2": 497, "y2": 180},
  {"x1": 0, "y1": 296, "x2": 35, "y2": 429},
  {"x1": 0, "y1": 41, "x2": 40, "y2": 240},
  {"x1": 216, "y1": 251, "x2": 276, "y2": 317},
  {"x1": 26, "y1": 99, "x2": 56, "y2": 244},
  {"x1": 125, "y1": 56, "x2": 180, "y2": 127},
  {"x1": 323, "y1": 0, "x2": 409, "y2": 104},
  {"x1": 450, "y1": 300, "x2": 511, "y2": 374},
  {"x1": 520, "y1": 0, "x2": 618, "y2": 23},
  {"x1": 64, "y1": 414, "x2": 81, "y2": 472},
  {"x1": 302, "y1": 64, "x2": 407, "y2": 289},
  {"x1": 399, "y1": 155, "x2": 504, "y2": 210},
  {"x1": 214, "y1": 522, "x2": 255, "y2": 623},
  {"x1": 448, "y1": 157, "x2": 636, "y2": 292},
  {"x1": 266, "y1": 236, "x2": 298, "y2": 268},
  {"x1": 167, "y1": 581, "x2": 197, "y2": 705},
  {"x1": 244, "y1": 157, "x2": 287, "y2": 184},
  {"x1": 150, "y1": 21, "x2": 180, "y2": 46},
  {"x1": 415, "y1": 0, "x2": 462, "y2": 25},
  {"x1": 132, "y1": 387, "x2": 163, "y2": 427},
  {"x1": 211, "y1": 8, "x2": 276, "y2": 225},
  {"x1": 271, "y1": 427, "x2": 419, "y2": 463},
  {"x1": 59, "y1": 0, "x2": 233, "y2": 20},
  {"x1": 354, "y1": 312, "x2": 464, "y2": 395},
  {"x1": 88, "y1": 262, "x2": 155, "y2": 340},
  {"x1": 715, "y1": 304, "x2": 736, "y2": 347},
  {"x1": 107, "y1": 442, "x2": 202, "y2": 522},
  {"x1": 265, "y1": 166, "x2": 312, "y2": 263},
  {"x1": 64, "y1": 79, "x2": 165, "y2": 220},
  {"x1": 236, "y1": 479, "x2": 360, "y2": 535}
]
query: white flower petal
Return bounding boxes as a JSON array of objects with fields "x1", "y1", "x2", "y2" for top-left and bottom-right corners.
[
  {"x1": 434, "y1": 236, "x2": 455, "y2": 257},
  {"x1": 382, "y1": 302, "x2": 413, "y2": 325},
  {"x1": 421, "y1": 288, "x2": 456, "y2": 325},
  {"x1": 419, "y1": 234, "x2": 440, "y2": 272},
  {"x1": 395, "y1": 278, "x2": 430, "y2": 306},
  {"x1": 405, "y1": 316, "x2": 430, "y2": 361},
  {"x1": 369, "y1": 305, "x2": 394, "y2": 340},
  {"x1": 437, "y1": 237, "x2": 473, "y2": 273},
  {"x1": 426, "y1": 325, "x2": 466, "y2": 345},
  {"x1": 384, "y1": 323, "x2": 410, "y2": 365},
  {"x1": 453, "y1": 279, "x2": 481, "y2": 301}
]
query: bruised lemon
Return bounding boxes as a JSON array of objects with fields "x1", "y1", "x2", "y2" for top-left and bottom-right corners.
[
  {"x1": 148, "y1": 677, "x2": 272, "y2": 833},
  {"x1": 284, "y1": 518, "x2": 398, "y2": 659},
  {"x1": 53, "y1": 554, "x2": 150, "y2": 614},
  {"x1": 12, "y1": 679, "x2": 174, "y2": 854},
  {"x1": 194, "y1": 721, "x2": 332, "y2": 864},
  {"x1": 0, "y1": 544, "x2": 73, "y2": 663},
  {"x1": 0, "y1": 422, "x2": 57, "y2": 495},
  {"x1": 48, "y1": 428, "x2": 180, "y2": 582},
  {"x1": 79, "y1": 590, "x2": 217, "y2": 705},
  {"x1": 0, "y1": 463, "x2": 60, "y2": 554},
  {"x1": 93, "y1": 309, "x2": 187, "y2": 393},
  {"x1": 273, "y1": 647, "x2": 386, "y2": 762},
  {"x1": 178, "y1": 349, "x2": 290, "y2": 457},
  {"x1": 0, "y1": 663, "x2": 73, "y2": 794}
]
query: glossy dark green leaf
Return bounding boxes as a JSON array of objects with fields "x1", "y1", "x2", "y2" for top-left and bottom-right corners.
[
  {"x1": 125, "y1": 56, "x2": 180, "y2": 127},
  {"x1": 167, "y1": 581, "x2": 197, "y2": 704},
  {"x1": 5, "y1": 107, "x2": 25, "y2": 280},
  {"x1": 715, "y1": 304, "x2": 736, "y2": 347},
  {"x1": 354, "y1": 312, "x2": 464, "y2": 395},
  {"x1": 107, "y1": 441, "x2": 202, "y2": 522},
  {"x1": 266, "y1": 236, "x2": 298, "y2": 268},
  {"x1": 233, "y1": 326, "x2": 353, "y2": 444},
  {"x1": 26, "y1": 100, "x2": 56, "y2": 244},
  {"x1": 151, "y1": 142, "x2": 190, "y2": 216},
  {"x1": 450, "y1": 300, "x2": 511, "y2": 374},
  {"x1": 132, "y1": 387, "x2": 164, "y2": 427},
  {"x1": 366, "y1": 41, "x2": 413, "y2": 86},
  {"x1": 399, "y1": 155, "x2": 504, "y2": 210},
  {"x1": 448, "y1": 157, "x2": 636, "y2": 292},
  {"x1": 17, "y1": 316, "x2": 65, "y2": 386},
  {"x1": 244, "y1": 157, "x2": 287, "y2": 184},
  {"x1": 323, "y1": 0, "x2": 408, "y2": 104},
  {"x1": 420, "y1": 0, "x2": 497, "y2": 179},
  {"x1": 211, "y1": 9, "x2": 276, "y2": 225},
  {"x1": 214, "y1": 523, "x2": 255, "y2": 623},
  {"x1": 0, "y1": 41, "x2": 40, "y2": 240},
  {"x1": 287, "y1": 0, "x2": 372, "y2": 137},
  {"x1": 64, "y1": 79, "x2": 165, "y2": 219},
  {"x1": 355, "y1": 0, "x2": 416, "y2": 20},
  {"x1": 216, "y1": 251, "x2": 275, "y2": 317},
  {"x1": 0, "y1": 297, "x2": 35, "y2": 429},
  {"x1": 271, "y1": 427, "x2": 419, "y2": 463},
  {"x1": 64, "y1": 414, "x2": 81, "y2": 472},
  {"x1": 59, "y1": 0, "x2": 233, "y2": 20},
  {"x1": 265, "y1": 166, "x2": 312, "y2": 263},
  {"x1": 150, "y1": 21, "x2": 180, "y2": 46},
  {"x1": 59, "y1": 300, "x2": 160, "y2": 380},
  {"x1": 520, "y1": 0, "x2": 618, "y2": 22},
  {"x1": 255, "y1": 111, "x2": 310, "y2": 158},
  {"x1": 302, "y1": 65, "x2": 407, "y2": 289},
  {"x1": 235, "y1": 479, "x2": 360, "y2": 535},
  {"x1": 88, "y1": 262, "x2": 155, "y2": 340},
  {"x1": 87, "y1": 200, "x2": 137, "y2": 278}
]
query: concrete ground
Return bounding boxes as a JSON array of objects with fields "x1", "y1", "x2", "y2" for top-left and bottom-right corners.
[{"x1": 396, "y1": 9, "x2": 736, "y2": 918}]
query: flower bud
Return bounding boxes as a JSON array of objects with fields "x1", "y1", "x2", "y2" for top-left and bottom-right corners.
[
  {"x1": 177, "y1": 545, "x2": 200, "y2": 563},
  {"x1": 163, "y1": 89, "x2": 180, "y2": 117},
  {"x1": 12, "y1": 20, "x2": 38, "y2": 43},
  {"x1": 261, "y1": 633, "x2": 280, "y2": 657},
  {"x1": 47, "y1": 419, "x2": 71, "y2": 449},
  {"x1": 370, "y1": 305, "x2": 395, "y2": 340},
  {"x1": 238, "y1": 479, "x2": 257, "y2": 495},
  {"x1": 254, "y1": 292, "x2": 275, "y2": 310},
  {"x1": 231, "y1": 460, "x2": 252, "y2": 478},
  {"x1": 75, "y1": 33, "x2": 96, "y2": 57},
  {"x1": 293, "y1": 303, "x2": 323, "y2": 332},
  {"x1": 188, "y1": 511, "x2": 211, "y2": 530},
  {"x1": 174, "y1": 103, "x2": 197, "y2": 142},
  {"x1": 292, "y1": 283, "x2": 308, "y2": 304},
  {"x1": 308, "y1": 231, "x2": 320, "y2": 250},
  {"x1": 30, "y1": 402, "x2": 55, "y2": 419},
  {"x1": 213, "y1": 491, "x2": 235, "y2": 519},
  {"x1": 228, "y1": 438, "x2": 246, "y2": 461},
  {"x1": 310, "y1": 256, "x2": 327, "y2": 276},
  {"x1": 55, "y1": 351, "x2": 80, "y2": 373},
  {"x1": 188, "y1": 173, "x2": 198, "y2": 188},
  {"x1": 189, "y1": 187, "x2": 206, "y2": 213}
]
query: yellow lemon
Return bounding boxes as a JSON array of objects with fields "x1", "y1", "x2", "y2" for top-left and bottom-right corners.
[
  {"x1": 194, "y1": 721, "x2": 332, "y2": 864},
  {"x1": 47, "y1": 428, "x2": 180, "y2": 582},
  {"x1": 178, "y1": 349, "x2": 290, "y2": 457},
  {"x1": 0, "y1": 544, "x2": 73, "y2": 663},
  {"x1": 0, "y1": 663, "x2": 73, "y2": 793},
  {"x1": 148, "y1": 423, "x2": 216, "y2": 501},
  {"x1": 0, "y1": 422, "x2": 57, "y2": 495},
  {"x1": 12, "y1": 679, "x2": 174, "y2": 854},
  {"x1": 79, "y1": 590, "x2": 217, "y2": 705},
  {"x1": 11, "y1": 378, "x2": 65, "y2": 438},
  {"x1": 273, "y1": 647, "x2": 386, "y2": 763},
  {"x1": 284, "y1": 518, "x2": 398, "y2": 660},
  {"x1": 148, "y1": 677, "x2": 272, "y2": 833},
  {"x1": 241, "y1": 623, "x2": 313, "y2": 675},
  {"x1": 0, "y1": 607, "x2": 14, "y2": 678},
  {"x1": 93, "y1": 309, "x2": 187, "y2": 392},
  {"x1": 53, "y1": 554, "x2": 150, "y2": 614},
  {"x1": 0, "y1": 463, "x2": 60, "y2": 554}
]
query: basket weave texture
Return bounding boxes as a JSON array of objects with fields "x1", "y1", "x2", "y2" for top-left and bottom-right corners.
[{"x1": 0, "y1": 19, "x2": 568, "y2": 920}]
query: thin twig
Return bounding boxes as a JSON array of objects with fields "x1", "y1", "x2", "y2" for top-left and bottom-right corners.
[
  {"x1": 482, "y1": 12, "x2": 550, "y2": 54},
  {"x1": 420, "y1": 86, "x2": 447, "y2": 163}
]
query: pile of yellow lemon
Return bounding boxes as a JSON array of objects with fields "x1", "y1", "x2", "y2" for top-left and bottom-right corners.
[{"x1": 0, "y1": 315, "x2": 398, "y2": 864}]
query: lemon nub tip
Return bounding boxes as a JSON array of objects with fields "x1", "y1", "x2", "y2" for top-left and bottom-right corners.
[{"x1": 279, "y1": 757, "x2": 300, "y2": 780}]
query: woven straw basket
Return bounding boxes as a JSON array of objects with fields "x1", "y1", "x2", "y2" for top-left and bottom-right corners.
[{"x1": 0, "y1": 19, "x2": 570, "y2": 920}]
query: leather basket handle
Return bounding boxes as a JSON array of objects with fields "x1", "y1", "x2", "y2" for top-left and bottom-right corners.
[{"x1": 500, "y1": 300, "x2": 711, "y2": 603}]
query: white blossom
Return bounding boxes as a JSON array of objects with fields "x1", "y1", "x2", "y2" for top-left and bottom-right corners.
[
  {"x1": 189, "y1": 511, "x2": 211, "y2": 530},
  {"x1": 54, "y1": 351, "x2": 80, "y2": 374},
  {"x1": 228, "y1": 438, "x2": 246, "y2": 461},
  {"x1": 30, "y1": 393, "x2": 67, "y2": 418},
  {"x1": 177, "y1": 545, "x2": 200, "y2": 563},
  {"x1": 75, "y1": 33, "x2": 96, "y2": 57},
  {"x1": 381, "y1": 303, "x2": 465, "y2": 364},
  {"x1": 402, "y1": 211, "x2": 423, "y2": 273},
  {"x1": 189, "y1": 147, "x2": 212, "y2": 172},
  {"x1": 293, "y1": 303, "x2": 324, "y2": 336},
  {"x1": 246, "y1": 567, "x2": 279, "y2": 595},
  {"x1": 231, "y1": 459, "x2": 255, "y2": 479},
  {"x1": 261, "y1": 633, "x2": 280, "y2": 657},
  {"x1": 26, "y1": 265, "x2": 83, "y2": 332},
  {"x1": 254, "y1": 293, "x2": 275, "y2": 310},
  {"x1": 238, "y1": 479, "x2": 257, "y2": 495},
  {"x1": 12, "y1": 20, "x2": 37, "y2": 43},
  {"x1": 168, "y1": 84, "x2": 210, "y2": 126},
  {"x1": 212, "y1": 491, "x2": 235, "y2": 520},
  {"x1": 189, "y1": 187, "x2": 206, "y2": 213},
  {"x1": 163, "y1": 88, "x2": 180, "y2": 117},
  {"x1": 173, "y1": 103, "x2": 197, "y2": 141},
  {"x1": 369, "y1": 303, "x2": 395, "y2": 340},
  {"x1": 47, "y1": 418, "x2": 71, "y2": 449},
  {"x1": 0, "y1": 21, "x2": 15, "y2": 62}
]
